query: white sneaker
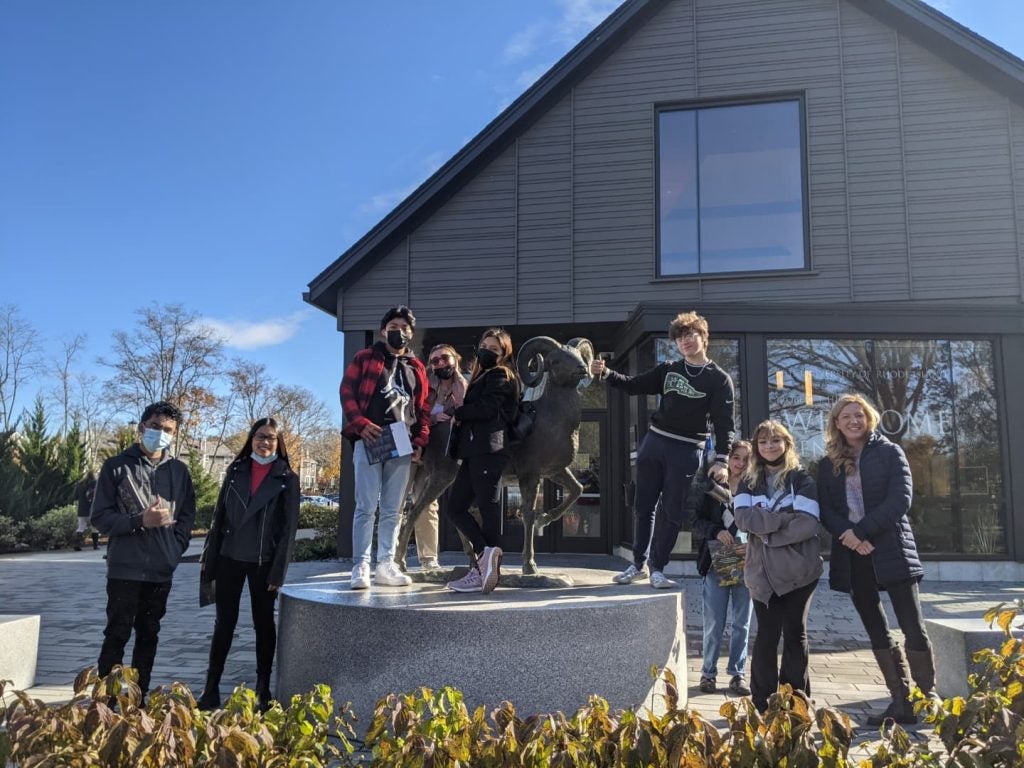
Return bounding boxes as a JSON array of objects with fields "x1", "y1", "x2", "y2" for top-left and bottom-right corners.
[
  {"x1": 650, "y1": 570, "x2": 677, "y2": 589},
  {"x1": 613, "y1": 563, "x2": 649, "y2": 584},
  {"x1": 350, "y1": 562, "x2": 371, "y2": 590},
  {"x1": 447, "y1": 566, "x2": 484, "y2": 593},
  {"x1": 375, "y1": 561, "x2": 412, "y2": 587},
  {"x1": 480, "y1": 546, "x2": 503, "y2": 594},
  {"x1": 420, "y1": 558, "x2": 441, "y2": 571}
]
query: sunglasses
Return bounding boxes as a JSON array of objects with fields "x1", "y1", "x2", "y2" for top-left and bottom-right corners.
[{"x1": 429, "y1": 355, "x2": 452, "y2": 365}]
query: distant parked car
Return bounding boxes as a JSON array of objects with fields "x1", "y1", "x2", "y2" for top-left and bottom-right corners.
[{"x1": 301, "y1": 495, "x2": 338, "y2": 508}]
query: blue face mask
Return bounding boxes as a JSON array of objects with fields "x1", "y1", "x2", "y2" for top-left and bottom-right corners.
[
  {"x1": 141, "y1": 428, "x2": 173, "y2": 454},
  {"x1": 251, "y1": 452, "x2": 277, "y2": 466}
]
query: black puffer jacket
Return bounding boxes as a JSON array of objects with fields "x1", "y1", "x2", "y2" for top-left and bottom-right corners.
[
  {"x1": 201, "y1": 457, "x2": 300, "y2": 588},
  {"x1": 818, "y1": 432, "x2": 922, "y2": 592}
]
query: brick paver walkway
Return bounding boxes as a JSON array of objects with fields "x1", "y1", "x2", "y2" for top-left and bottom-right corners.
[{"x1": 2, "y1": 544, "x2": 1021, "y2": 756}]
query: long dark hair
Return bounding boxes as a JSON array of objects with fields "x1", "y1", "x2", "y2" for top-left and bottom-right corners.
[
  {"x1": 232, "y1": 417, "x2": 291, "y2": 467},
  {"x1": 468, "y1": 328, "x2": 518, "y2": 387}
]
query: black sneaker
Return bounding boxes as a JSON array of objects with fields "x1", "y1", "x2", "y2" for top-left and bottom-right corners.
[
  {"x1": 729, "y1": 675, "x2": 751, "y2": 696},
  {"x1": 698, "y1": 677, "x2": 716, "y2": 693}
]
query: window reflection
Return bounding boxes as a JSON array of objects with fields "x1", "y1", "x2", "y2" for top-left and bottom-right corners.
[
  {"x1": 767, "y1": 338, "x2": 1005, "y2": 556},
  {"x1": 659, "y1": 99, "x2": 805, "y2": 275}
]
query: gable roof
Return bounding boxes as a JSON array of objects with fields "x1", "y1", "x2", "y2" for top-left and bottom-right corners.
[{"x1": 304, "y1": 0, "x2": 1024, "y2": 316}]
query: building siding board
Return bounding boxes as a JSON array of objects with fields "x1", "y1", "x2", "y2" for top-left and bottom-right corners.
[
  {"x1": 840, "y1": 2, "x2": 911, "y2": 300},
  {"x1": 899, "y1": 35, "x2": 1018, "y2": 299},
  {"x1": 341, "y1": 241, "x2": 408, "y2": 329}
]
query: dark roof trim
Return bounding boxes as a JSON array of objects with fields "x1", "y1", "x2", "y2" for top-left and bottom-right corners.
[
  {"x1": 306, "y1": 0, "x2": 1024, "y2": 316},
  {"x1": 849, "y1": 0, "x2": 1024, "y2": 101},
  {"x1": 304, "y1": 0, "x2": 668, "y2": 313}
]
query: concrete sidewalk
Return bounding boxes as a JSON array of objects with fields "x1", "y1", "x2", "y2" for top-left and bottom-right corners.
[{"x1": 1, "y1": 545, "x2": 1021, "y2": 740}]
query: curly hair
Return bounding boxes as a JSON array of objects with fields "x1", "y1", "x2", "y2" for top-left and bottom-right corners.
[
  {"x1": 824, "y1": 394, "x2": 881, "y2": 476},
  {"x1": 668, "y1": 311, "x2": 709, "y2": 342}
]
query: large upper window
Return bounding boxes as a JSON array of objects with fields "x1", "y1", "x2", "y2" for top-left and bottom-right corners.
[
  {"x1": 658, "y1": 99, "x2": 806, "y2": 276},
  {"x1": 767, "y1": 338, "x2": 1006, "y2": 557}
]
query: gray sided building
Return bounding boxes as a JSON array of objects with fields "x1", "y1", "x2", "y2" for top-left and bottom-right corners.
[{"x1": 307, "y1": 0, "x2": 1024, "y2": 578}]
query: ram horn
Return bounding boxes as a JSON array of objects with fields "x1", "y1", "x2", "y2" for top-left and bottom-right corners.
[
  {"x1": 517, "y1": 336, "x2": 561, "y2": 387},
  {"x1": 567, "y1": 337, "x2": 596, "y2": 389}
]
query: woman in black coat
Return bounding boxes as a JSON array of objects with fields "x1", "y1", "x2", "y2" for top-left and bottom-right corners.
[
  {"x1": 198, "y1": 417, "x2": 300, "y2": 711},
  {"x1": 818, "y1": 394, "x2": 935, "y2": 726},
  {"x1": 445, "y1": 328, "x2": 520, "y2": 595}
]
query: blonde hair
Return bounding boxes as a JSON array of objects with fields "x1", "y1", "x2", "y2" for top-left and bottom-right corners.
[
  {"x1": 744, "y1": 421, "x2": 801, "y2": 491},
  {"x1": 825, "y1": 394, "x2": 881, "y2": 476},
  {"x1": 428, "y1": 343, "x2": 462, "y2": 371}
]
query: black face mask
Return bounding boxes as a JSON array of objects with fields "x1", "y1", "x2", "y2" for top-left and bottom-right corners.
[
  {"x1": 386, "y1": 330, "x2": 410, "y2": 350},
  {"x1": 476, "y1": 348, "x2": 499, "y2": 369},
  {"x1": 434, "y1": 366, "x2": 454, "y2": 380}
]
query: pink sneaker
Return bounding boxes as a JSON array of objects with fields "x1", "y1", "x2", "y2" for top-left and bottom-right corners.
[
  {"x1": 480, "y1": 546, "x2": 502, "y2": 594},
  {"x1": 447, "y1": 566, "x2": 483, "y2": 593}
]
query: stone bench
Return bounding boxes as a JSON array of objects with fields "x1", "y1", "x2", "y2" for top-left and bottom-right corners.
[
  {"x1": 0, "y1": 614, "x2": 40, "y2": 691},
  {"x1": 924, "y1": 616, "x2": 1021, "y2": 699},
  {"x1": 276, "y1": 567, "x2": 685, "y2": 720}
]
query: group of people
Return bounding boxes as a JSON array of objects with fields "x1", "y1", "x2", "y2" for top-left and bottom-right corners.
[
  {"x1": 340, "y1": 305, "x2": 519, "y2": 594},
  {"x1": 88, "y1": 401, "x2": 301, "y2": 712},
  {"x1": 81, "y1": 304, "x2": 939, "y2": 725},
  {"x1": 593, "y1": 311, "x2": 937, "y2": 723}
]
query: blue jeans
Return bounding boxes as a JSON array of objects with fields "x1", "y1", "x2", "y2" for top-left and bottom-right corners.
[
  {"x1": 701, "y1": 569, "x2": 753, "y2": 680},
  {"x1": 352, "y1": 441, "x2": 413, "y2": 566}
]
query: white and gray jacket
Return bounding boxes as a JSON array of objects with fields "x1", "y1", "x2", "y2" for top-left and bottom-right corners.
[{"x1": 734, "y1": 468, "x2": 823, "y2": 604}]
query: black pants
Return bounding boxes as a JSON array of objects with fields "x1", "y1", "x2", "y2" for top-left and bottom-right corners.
[
  {"x1": 750, "y1": 579, "x2": 818, "y2": 710},
  {"x1": 97, "y1": 578, "x2": 172, "y2": 693},
  {"x1": 633, "y1": 432, "x2": 702, "y2": 572},
  {"x1": 208, "y1": 558, "x2": 278, "y2": 676},
  {"x1": 848, "y1": 552, "x2": 931, "y2": 652},
  {"x1": 445, "y1": 453, "x2": 508, "y2": 555}
]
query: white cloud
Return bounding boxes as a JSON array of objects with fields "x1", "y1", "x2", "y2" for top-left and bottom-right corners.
[
  {"x1": 201, "y1": 311, "x2": 307, "y2": 350},
  {"x1": 516, "y1": 61, "x2": 554, "y2": 90},
  {"x1": 357, "y1": 151, "x2": 447, "y2": 216},
  {"x1": 555, "y1": 0, "x2": 620, "y2": 43},
  {"x1": 504, "y1": 23, "x2": 545, "y2": 61}
]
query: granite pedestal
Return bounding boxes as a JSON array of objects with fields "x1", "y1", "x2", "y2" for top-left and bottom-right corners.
[
  {"x1": 276, "y1": 568, "x2": 685, "y2": 722},
  {"x1": 924, "y1": 617, "x2": 1022, "y2": 699},
  {"x1": 0, "y1": 614, "x2": 40, "y2": 690}
]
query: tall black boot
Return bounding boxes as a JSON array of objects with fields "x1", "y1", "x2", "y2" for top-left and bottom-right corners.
[
  {"x1": 256, "y1": 672, "x2": 273, "y2": 713},
  {"x1": 905, "y1": 647, "x2": 941, "y2": 702},
  {"x1": 866, "y1": 647, "x2": 916, "y2": 726},
  {"x1": 91, "y1": 531, "x2": 100, "y2": 550},
  {"x1": 197, "y1": 668, "x2": 222, "y2": 710},
  {"x1": 73, "y1": 531, "x2": 84, "y2": 551}
]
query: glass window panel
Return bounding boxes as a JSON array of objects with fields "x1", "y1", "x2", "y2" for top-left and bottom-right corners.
[
  {"x1": 561, "y1": 421, "x2": 602, "y2": 539},
  {"x1": 697, "y1": 101, "x2": 804, "y2": 274},
  {"x1": 766, "y1": 338, "x2": 1005, "y2": 557},
  {"x1": 658, "y1": 110, "x2": 698, "y2": 275},
  {"x1": 658, "y1": 100, "x2": 805, "y2": 276}
]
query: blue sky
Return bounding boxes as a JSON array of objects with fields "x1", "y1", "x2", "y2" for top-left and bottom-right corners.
[{"x1": 1, "y1": 0, "x2": 1021, "y2": 426}]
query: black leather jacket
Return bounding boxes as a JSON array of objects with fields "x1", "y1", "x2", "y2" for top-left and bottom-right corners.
[{"x1": 201, "y1": 457, "x2": 300, "y2": 587}]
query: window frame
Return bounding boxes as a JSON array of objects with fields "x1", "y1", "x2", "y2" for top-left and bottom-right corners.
[{"x1": 654, "y1": 92, "x2": 812, "y2": 280}]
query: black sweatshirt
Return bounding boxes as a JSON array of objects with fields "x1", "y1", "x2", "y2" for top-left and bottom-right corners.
[{"x1": 604, "y1": 359, "x2": 735, "y2": 462}]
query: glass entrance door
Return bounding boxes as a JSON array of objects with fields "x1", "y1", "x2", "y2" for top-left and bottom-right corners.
[{"x1": 551, "y1": 413, "x2": 608, "y2": 553}]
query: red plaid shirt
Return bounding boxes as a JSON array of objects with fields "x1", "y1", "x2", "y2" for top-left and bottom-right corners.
[{"x1": 340, "y1": 344, "x2": 430, "y2": 448}]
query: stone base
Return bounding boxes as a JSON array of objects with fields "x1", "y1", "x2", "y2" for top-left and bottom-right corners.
[
  {"x1": 408, "y1": 567, "x2": 573, "y2": 588},
  {"x1": 0, "y1": 614, "x2": 40, "y2": 690},
  {"x1": 925, "y1": 617, "x2": 1022, "y2": 699},
  {"x1": 276, "y1": 566, "x2": 684, "y2": 722}
]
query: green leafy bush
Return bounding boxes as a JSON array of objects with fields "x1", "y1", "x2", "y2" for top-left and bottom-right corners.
[
  {"x1": 291, "y1": 536, "x2": 337, "y2": 562},
  {"x1": 19, "y1": 504, "x2": 77, "y2": 550},
  {"x1": 0, "y1": 666, "x2": 356, "y2": 767},
  {"x1": 0, "y1": 514, "x2": 22, "y2": 551},
  {"x1": 298, "y1": 502, "x2": 337, "y2": 536}
]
